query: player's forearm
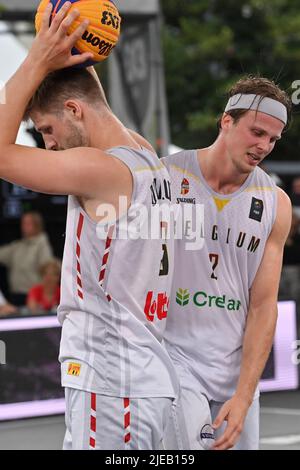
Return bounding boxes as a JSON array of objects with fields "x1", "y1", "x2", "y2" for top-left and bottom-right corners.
[
  {"x1": 0, "y1": 58, "x2": 46, "y2": 148},
  {"x1": 235, "y1": 303, "x2": 278, "y2": 404}
]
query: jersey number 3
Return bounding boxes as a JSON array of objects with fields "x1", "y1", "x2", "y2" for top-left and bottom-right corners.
[{"x1": 160, "y1": 221, "x2": 169, "y2": 276}]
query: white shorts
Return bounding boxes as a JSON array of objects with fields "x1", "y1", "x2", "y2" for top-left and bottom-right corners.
[
  {"x1": 165, "y1": 384, "x2": 260, "y2": 450},
  {"x1": 63, "y1": 387, "x2": 175, "y2": 450}
]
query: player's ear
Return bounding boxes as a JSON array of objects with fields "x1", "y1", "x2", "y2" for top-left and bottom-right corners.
[
  {"x1": 220, "y1": 112, "x2": 233, "y2": 131},
  {"x1": 64, "y1": 100, "x2": 83, "y2": 120}
]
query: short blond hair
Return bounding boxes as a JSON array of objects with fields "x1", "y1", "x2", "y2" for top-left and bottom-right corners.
[{"x1": 39, "y1": 258, "x2": 61, "y2": 278}]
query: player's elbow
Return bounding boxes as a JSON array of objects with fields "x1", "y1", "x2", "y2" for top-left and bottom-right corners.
[{"x1": 0, "y1": 145, "x2": 11, "y2": 176}]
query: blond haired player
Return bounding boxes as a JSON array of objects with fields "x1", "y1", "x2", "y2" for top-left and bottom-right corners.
[
  {"x1": 163, "y1": 77, "x2": 292, "y2": 450},
  {"x1": 0, "y1": 3, "x2": 179, "y2": 449}
]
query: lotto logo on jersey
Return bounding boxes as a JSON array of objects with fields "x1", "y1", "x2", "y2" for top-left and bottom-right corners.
[
  {"x1": 67, "y1": 363, "x2": 81, "y2": 377},
  {"x1": 181, "y1": 178, "x2": 189, "y2": 195},
  {"x1": 144, "y1": 291, "x2": 169, "y2": 321},
  {"x1": 176, "y1": 288, "x2": 190, "y2": 306}
]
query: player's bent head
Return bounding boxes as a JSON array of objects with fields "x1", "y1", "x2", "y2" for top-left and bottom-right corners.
[
  {"x1": 23, "y1": 68, "x2": 108, "y2": 121},
  {"x1": 217, "y1": 75, "x2": 292, "y2": 132}
]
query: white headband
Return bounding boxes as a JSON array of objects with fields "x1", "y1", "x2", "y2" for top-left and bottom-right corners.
[{"x1": 224, "y1": 93, "x2": 287, "y2": 125}]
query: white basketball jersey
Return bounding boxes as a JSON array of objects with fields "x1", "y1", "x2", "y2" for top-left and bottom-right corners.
[
  {"x1": 162, "y1": 150, "x2": 277, "y2": 402},
  {"x1": 58, "y1": 146, "x2": 179, "y2": 398}
]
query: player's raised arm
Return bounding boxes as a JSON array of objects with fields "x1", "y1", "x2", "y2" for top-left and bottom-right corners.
[{"x1": 0, "y1": 2, "x2": 121, "y2": 199}]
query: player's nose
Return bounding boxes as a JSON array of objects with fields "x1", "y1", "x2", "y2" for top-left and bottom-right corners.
[{"x1": 44, "y1": 137, "x2": 58, "y2": 151}]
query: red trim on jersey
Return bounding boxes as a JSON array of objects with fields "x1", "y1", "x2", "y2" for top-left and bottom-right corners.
[
  {"x1": 77, "y1": 261, "x2": 81, "y2": 274},
  {"x1": 77, "y1": 213, "x2": 84, "y2": 239},
  {"x1": 89, "y1": 437, "x2": 96, "y2": 448},
  {"x1": 76, "y1": 244, "x2": 81, "y2": 258},
  {"x1": 91, "y1": 392, "x2": 96, "y2": 411},
  {"x1": 77, "y1": 276, "x2": 82, "y2": 288},
  {"x1": 102, "y1": 252, "x2": 109, "y2": 267},
  {"x1": 90, "y1": 415, "x2": 96, "y2": 433},
  {"x1": 89, "y1": 393, "x2": 97, "y2": 449},
  {"x1": 76, "y1": 213, "x2": 84, "y2": 301},
  {"x1": 124, "y1": 410, "x2": 130, "y2": 428},
  {"x1": 124, "y1": 398, "x2": 131, "y2": 445},
  {"x1": 98, "y1": 226, "x2": 115, "y2": 302}
]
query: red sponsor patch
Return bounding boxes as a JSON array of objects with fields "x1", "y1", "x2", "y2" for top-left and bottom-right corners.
[{"x1": 144, "y1": 291, "x2": 169, "y2": 321}]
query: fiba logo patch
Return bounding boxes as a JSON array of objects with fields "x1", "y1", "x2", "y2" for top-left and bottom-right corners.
[
  {"x1": 249, "y1": 197, "x2": 264, "y2": 222},
  {"x1": 181, "y1": 178, "x2": 189, "y2": 195},
  {"x1": 200, "y1": 424, "x2": 215, "y2": 450}
]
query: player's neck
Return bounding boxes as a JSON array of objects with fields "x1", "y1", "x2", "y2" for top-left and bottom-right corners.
[
  {"x1": 197, "y1": 139, "x2": 251, "y2": 195},
  {"x1": 86, "y1": 111, "x2": 142, "y2": 151}
]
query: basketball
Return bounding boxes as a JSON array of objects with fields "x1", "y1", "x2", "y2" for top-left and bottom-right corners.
[{"x1": 35, "y1": 0, "x2": 121, "y2": 65}]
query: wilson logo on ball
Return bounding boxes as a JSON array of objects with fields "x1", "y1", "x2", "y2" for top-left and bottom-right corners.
[
  {"x1": 35, "y1": 0, "x2": 121, "y2": 65},
  {"x1": 81, "y1": 31, "x2": 114, "y2": 57}
]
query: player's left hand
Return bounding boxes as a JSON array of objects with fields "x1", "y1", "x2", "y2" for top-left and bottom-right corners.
[
  {"x1": 211, "y1": 395, "x2": 251, "y2": 450},
  {"x1": 28, "y1": 1, "x2": 93, "y2": 73}
]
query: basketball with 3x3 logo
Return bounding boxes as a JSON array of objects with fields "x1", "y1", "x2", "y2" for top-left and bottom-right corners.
[{"x1": 35, "y1": 0, "x2": 121, "y2": 65}]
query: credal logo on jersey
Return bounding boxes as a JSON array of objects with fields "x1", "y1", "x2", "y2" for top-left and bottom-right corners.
[
  {"x1": 176, "y1": 288, "x2": 241, "y2": 311},
  {"x1": 181, "y1": 178, "x2": 189, "y2": 195},
  {"x1": 176, "y1": 288, "x2": 190, "y2": 306},
  {"x1": 67, "y1": 363, "x2": 81, "y2": 377},
  {"x1": 144, "y1": 291, "x2": 169, "y2": 321}
]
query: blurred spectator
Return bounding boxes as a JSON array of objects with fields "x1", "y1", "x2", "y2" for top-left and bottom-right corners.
[
  {"x1": 27, "y1": 259, "x2": 61, "y2": 314},
  {"x1": 0, "y1": 212, "x2": 53, "y2": 306},
  {"x1": 290, "y1": 177, "x2": 300, "y2": 217},
  {"x1": 0, "y1": 288, "x2": 17, "y2": 316},
  {"x1": 259, "y1": 163, "x2": 284, "y2": 188},
  {"x1": 279, "y1": 211, "x2": 300, "y2": 304}
]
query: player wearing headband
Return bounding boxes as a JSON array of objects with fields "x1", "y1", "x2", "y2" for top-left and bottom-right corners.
[{"x1": 162, "y1": 77, "x2": 292, "y2": 450}]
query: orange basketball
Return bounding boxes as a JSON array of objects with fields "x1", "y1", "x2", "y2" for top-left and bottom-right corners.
[{"x1": 35, "y1": 0, "x2": 121, "y2": 65}]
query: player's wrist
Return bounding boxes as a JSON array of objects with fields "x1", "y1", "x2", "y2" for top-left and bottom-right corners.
[
  {"x1": 234, "y1": 390, "x2": 254, "y2": 407},
  {"x1": 21, "y1": 56, "x2": 49, "y2": 83}
]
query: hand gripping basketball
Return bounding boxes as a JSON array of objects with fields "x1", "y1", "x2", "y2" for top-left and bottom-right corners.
[{"x1": 35, "y1": 0, "x2": 121, "y2": 67}]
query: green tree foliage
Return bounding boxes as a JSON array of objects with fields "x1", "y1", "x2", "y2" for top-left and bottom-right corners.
[{"x1": 162, "y1": 0, "x2": 300, "y2": 160}]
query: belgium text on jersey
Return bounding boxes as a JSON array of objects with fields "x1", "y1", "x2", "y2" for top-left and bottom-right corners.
[{"x1": 95, "y1": 196, "x2": 205, "y2": 251}]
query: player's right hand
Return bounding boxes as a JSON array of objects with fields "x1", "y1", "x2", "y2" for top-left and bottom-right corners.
[{"x1": 27, "y1": 1, "x2": 93, "y2": 74}]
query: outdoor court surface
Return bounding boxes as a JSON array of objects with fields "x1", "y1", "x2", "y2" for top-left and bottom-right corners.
[{"x1": 0, "y1": 390, "x2": 299, "y2": 450}]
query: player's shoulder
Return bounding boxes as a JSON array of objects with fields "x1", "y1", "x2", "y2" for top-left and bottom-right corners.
[
  {"x1": 254, "y1": 165, "x2": 278, "y2": 187},
  {"x1": 69, "y1": 146, "x2": 128, "y2": 169},
  {"x1": 66, "y1": 146, "x2": 109, "y2": 161},
  {"x1": 276, "y1": 186, "x2": 292, "y2": 211},
  {"x1": 269, "y1": 186, "x2": 292, "y2": 243},
  {"x1": 161, "y1": 149, "x2": 195, "y2": 171}
]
